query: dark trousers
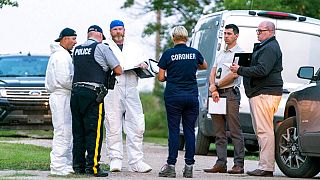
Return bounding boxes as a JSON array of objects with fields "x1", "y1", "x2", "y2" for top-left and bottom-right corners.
[
  {"x1": 165, "y1": 95, "x2": 199, "y2": 165},
  {"x1": 212, "y1": 87, "x2": 244, "y2": 166},
  {"x1": 70, "y1": 86, "x2": 104, "y2": 174}
]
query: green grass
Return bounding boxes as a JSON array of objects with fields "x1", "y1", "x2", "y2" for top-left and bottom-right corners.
[
  {"x1": 144, "y1": 136, "x2": 167, "y2": 146},
  {"x1": 245, "y1": 155, "x2": 259, "y2": 160},
  {"x1": 209, "y1": 143, "x2": 258, "y2": 160},
  {"x1": 0, "y1": 142, "x2": 50, "y2": 170},
  {"x1": 140, "y1": 92, "x2": 168, "y2": 138},
  {"x1": 0, "y1": 130, "x2": 53, "y2": 140},
  {"x1": 0, "y1": 130, "x2": 18, "y2": 137},
  {"x1": 0, "y1": 134, "x2": 168, "y2": 171}
]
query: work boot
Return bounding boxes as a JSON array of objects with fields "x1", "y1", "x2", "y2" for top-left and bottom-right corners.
[
  {"x1": 73, "y1": 167, "x2": 85, "y2": 175},
  {"x1": 86, "y1": 169, "x2": 109, "y2": 177},
  {"x1": 183, "y1": 164, "x2": 193, "y2": 178},
  {"x1": 159, "y1": 164, "x2": 176, "y2": 178},
  {"x1": 73, "y1": 169, "x2": 85, "y2": 175}
]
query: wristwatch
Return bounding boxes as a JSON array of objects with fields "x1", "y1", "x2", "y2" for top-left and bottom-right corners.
[{"x1": 215, "y1": 83, "x2": 219, "y2": 90}]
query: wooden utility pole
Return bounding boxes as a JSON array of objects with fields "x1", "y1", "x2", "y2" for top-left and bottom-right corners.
[{"x1": 155, "y1": 9, "x2": 161, "y2": 61}]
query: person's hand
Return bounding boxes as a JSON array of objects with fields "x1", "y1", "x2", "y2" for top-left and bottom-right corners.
[
  {"x1": 230, "y1": 63, "x2": 240, "y2": 73},
  {"x1": 136, "y1": 62, "x2": 149, "y2": 69},
  {"x1": 211, "y1": 91, "x2": 220, "y2": 103},
  {"x1": 209, "y1": 84, "x2": 217, "y2": 93}
]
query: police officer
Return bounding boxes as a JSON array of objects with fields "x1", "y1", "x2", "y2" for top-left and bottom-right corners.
[
  {"x1": 71, "y1": 25, "x2": 122, "y2": 177},
  {"x1": 157, "y1": 26, "x2": 207, "y2": 178}
]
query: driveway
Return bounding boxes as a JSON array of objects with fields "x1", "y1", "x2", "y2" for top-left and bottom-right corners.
[{"x1": 0, "y1": 139, "x2": 318, "y2": 179}]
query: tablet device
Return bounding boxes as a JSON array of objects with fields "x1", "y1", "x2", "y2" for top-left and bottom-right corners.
[{"x1": 233, "y1": 53, "x2": 252, "y2": 67}]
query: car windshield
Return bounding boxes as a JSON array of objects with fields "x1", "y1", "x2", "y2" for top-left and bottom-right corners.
[{"x1": 0, "y1": 56, "x2": 49, "y2": 77}]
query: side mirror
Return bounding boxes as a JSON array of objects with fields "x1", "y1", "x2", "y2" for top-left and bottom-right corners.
[
  {"x1": 148, "y1": 59, "x2": 159, "y2": 74},
  {"x1": 297, "y1": 66, "x2": 314, "y2": 80}
]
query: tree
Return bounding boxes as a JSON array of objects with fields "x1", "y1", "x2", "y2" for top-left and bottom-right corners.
[
  {"x1": 0, "y1": 0, "x2": 18, "y2": 9},
  {"x1": 220, "y1": 0, "x2": 320, "y2": 19},
  {"x1": 122, "y1": 0, "x2": 217, "y2": 101},
  {"x1": 122, "y1": 0, "x2": 216, "y2": 59}
]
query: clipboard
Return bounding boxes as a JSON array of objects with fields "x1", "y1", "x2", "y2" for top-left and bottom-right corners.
[
  {"x1": 233, "y1": 53, "x2": 252, "y2": 67},
  {"x1": 131, "y1": 67, "x2": 154, "y2": 78},
  {"x1": 208, "y1": 96, "x2": 226, "y2": 115}
]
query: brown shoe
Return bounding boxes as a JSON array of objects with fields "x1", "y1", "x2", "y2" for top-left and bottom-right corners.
[
  {"x1": 227, "y1": 165, "x2": 244, "y2": 174},
  {"x1": 247, "y1": 169, "x2": 273, "y2": 177},
  {"x1": 203, "y1": 164, "x2": 227, "y2": 173}
]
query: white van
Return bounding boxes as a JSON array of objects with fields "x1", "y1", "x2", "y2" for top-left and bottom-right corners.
[{"x1": 183, "y1": 10, "x2": 320, "y2": 155}]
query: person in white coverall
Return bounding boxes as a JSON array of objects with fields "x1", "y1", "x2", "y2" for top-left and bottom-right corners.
[
  {"x1": 45, "y1": 27, "x2": 77, "y2": 176},
  {"x1": 104, "y1": 20, "x2": 152, "y2": 173}
]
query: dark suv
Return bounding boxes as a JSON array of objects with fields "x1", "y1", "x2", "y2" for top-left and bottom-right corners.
[
  {"x1": 0, "y1": 54, "x2": 51, "y2": 130},
  {"x1": 275, "y1": 66, "x2": 320, "y2": 178}
]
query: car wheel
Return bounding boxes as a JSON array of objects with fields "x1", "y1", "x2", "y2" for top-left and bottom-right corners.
[
  {"x1": 275, "y1": 116, "x2": 320, "y2": 178},
  {"x1": 195, "y1": 129, "x2": 210, "y2": 155},
  {"x1": 178, "y1": 135, "x2": 185, "y2": 150}
]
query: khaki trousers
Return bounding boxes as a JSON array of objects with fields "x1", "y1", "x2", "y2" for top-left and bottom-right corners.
[{"x1": 249, "y1": 94, "x2": 281, "y2": 171}]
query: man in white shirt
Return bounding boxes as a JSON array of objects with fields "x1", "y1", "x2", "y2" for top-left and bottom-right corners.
[{"x1": 204, "y1": 24, "x2": 245, "y2": 174}]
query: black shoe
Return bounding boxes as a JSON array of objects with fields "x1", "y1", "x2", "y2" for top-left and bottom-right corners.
[
  {"x1": 247, "y1": 169, "x2": 273, "y2": 177},
  {"x1": 74, "y1": 169, "x2": 85, "y2": 175},
  {"x1": 86, "y1": 169, "x2": 109, "y2": 177}
]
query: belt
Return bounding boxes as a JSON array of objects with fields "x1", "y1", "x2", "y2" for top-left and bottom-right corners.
[
  {"x1": 217, "y1": 87, "x2": 236, "y2": 93},
  {"x1": 73, "y1": 82, "x2": 99, "y2": 91}
]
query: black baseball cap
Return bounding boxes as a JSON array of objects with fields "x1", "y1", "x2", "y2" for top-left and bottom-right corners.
[
  {"x1": 55, "y1": 28, "x2": 77, "y2": 42},
  {"x1": 88, "y1": 25, "x2": 106, "y2": 40}
]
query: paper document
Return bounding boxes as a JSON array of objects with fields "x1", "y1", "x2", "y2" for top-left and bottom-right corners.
[
  {"x1": 208, "y1": 97, "x2": 226, "y2": 115},
  {"x1": 223, "y1": 63, "x2": 232, "y2": 68}
]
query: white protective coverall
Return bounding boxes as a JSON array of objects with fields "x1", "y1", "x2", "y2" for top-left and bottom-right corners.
[
  {"x1": 104, "y1": 38, "x2": 146, "y2": 167},
  {"x1": 45, "y1": 44, "x2": 74, "y2": 175}
]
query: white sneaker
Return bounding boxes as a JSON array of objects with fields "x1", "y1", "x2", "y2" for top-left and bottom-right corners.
[
  {"x1": 110, "y1": 159, "x2": 122, "y2": 172},
  {"x1": 128, "y1": 161, "x2": 152, "y2": 173}
]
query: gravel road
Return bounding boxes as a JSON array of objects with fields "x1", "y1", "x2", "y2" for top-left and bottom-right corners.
[{"x1": 0, "y1": 138, "x2": 318, "y2": 179}]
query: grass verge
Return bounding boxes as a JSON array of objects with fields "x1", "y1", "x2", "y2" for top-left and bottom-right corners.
[
  {"x1": 0, "y1": 142, "x2": 50, "y2": 170},
  {"x1": 144, "y1": 136, "x2": 167, "y2": 146}
]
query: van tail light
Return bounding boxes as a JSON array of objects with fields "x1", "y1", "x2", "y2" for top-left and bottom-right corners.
[{"x1": 249, "y1": 11, "x2": 306, "y2": 22}]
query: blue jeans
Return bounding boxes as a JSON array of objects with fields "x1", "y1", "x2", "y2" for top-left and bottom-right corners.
[{"x1": 164, "y1": 95, "x2": 199, "y2": 165}]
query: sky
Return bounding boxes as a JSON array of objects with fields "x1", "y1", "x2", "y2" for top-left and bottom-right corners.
[{"x1": 0, "y1": 0, "x2": 155, "y2": 91}]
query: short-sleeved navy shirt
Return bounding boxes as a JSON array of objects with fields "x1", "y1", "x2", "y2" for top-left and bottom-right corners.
[{"x1": 158, "y1": 44, "x2": 204, "y2": 97}]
